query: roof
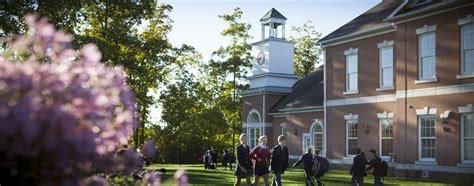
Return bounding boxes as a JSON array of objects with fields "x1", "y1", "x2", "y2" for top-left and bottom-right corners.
[
  {"x1": 260, "y1": 8, "x2": 287, "y2": 21},
  {"x1": 318, "y1": 0, "x2": 402, "y2": 44},
  {"x1": 269, "y1": 66, "x2": 324, "y2": 113}
]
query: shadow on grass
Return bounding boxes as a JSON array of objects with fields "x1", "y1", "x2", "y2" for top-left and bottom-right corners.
[{"x1": 148, "y1": 164, "x2": 461, "y2": 186}]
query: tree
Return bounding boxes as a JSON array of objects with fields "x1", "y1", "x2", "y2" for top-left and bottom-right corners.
[
  {"x1": 205, "y1": 7, "x2": 253, "y2": 150},
  {"x1": 0, "y1": 2, "x2": 195, "y2": 146},
  {"x1": 289, "y1": 20, "x2": 323, "y2": 77}
]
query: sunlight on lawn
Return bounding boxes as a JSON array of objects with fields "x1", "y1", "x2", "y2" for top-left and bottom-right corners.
[{"x1": 148, "y1": 164, "x2": 457, "y2": 186}]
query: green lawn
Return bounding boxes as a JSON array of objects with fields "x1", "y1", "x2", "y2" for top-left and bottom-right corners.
[{"x1": 147, "y1": 164, "x2": 462, "y2": 186}]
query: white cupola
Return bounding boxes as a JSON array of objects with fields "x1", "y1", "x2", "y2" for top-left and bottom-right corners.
[{"x1": 246, "y1": 8, "x2": 298, "y2": 91}]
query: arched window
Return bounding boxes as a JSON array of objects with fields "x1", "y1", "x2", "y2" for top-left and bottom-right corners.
[
  {"x1": 248, "y1": 111, "x2": 261, "y2": 124},
  {"x1": 313, "y1": 124, "x2": 324, "y2": 155},
  {"x1": 247, "y1": 109, "x2": 262, "y2": 148}
]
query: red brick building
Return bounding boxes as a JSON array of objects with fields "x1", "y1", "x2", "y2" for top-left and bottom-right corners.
[
  {"x1": 241, "y1": 0, "x2": 474, "y2": 179},
  {"x1": 319, "y1": 0, "x2": 474, "y2": 179}
]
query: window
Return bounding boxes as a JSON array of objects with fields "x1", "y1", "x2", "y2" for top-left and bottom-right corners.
[
  {"x1": 462, "y1": 113, "x2": 474, "y2": 162},
  {"x1": 281, "y1": 123, "x2": 287, "y2": 136},
  {"x1": 346, "y1": 120, "x2": 358, "y2": 156},
  {"x1": 346, "y1": 54, "x2": 358, "y2": 92},
  {"x1": 380, "y1": 47, "x2": 393, "y2": 88},
  {"x1": 380, "y1": 118, "x2": 393, "y2": 157},
  {"x1": 249, "y1": 128, "x2": 261, "y2": 149},
  {"x1": 303, "y1": 134, "x2": 311, "y2": 154},
  {"x1": 461, "y1": 23, "x2": 474, "y2": 75},
  {"x1": 313, "y1": 124, "x2": 324, "y2": 155},
  {"x1": 418, "y1": 32, "x2": 436, "y2": 80},
  {"x1": 247, "y1": 110, "x2": 262, "y2": 149},
  {"x1": 419, "y1": 115, "x2": 436, "y2": 161}
]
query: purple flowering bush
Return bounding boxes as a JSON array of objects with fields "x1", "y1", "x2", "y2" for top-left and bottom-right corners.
[{"x1": 0, "y1": 15, "x2": 149, "y2": 185}]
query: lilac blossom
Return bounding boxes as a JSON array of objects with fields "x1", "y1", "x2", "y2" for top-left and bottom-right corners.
[{"x1": 0, "y1": 14, "x2": 139, "y2": 184}]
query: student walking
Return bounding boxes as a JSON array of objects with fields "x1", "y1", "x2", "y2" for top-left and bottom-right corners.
[
  {"x1": 229, "y1": 149, "x2": 235, "y2": 170},
  {"x1": 250, "y1": 135, "x2": 271, "y2": 186},
  {"x1": 235, "y1": 133, "x2": 253, "y2": 186},
  {"x1": 367, "y1": 149, "x2": 384, "y2": 186},
  {"x1": 293, "y1": 147, "x2": 314, "y2": 186},
  {"x1": 270, "y1": 135, "x2": 289, "y2": 186},
  {"x1": 313, "y1": 150, "x2": 327, "y2": 186},
  {"x1": 222, "y1": 149, "x2": 229, "y2": 170},
  {"x1": 350, "y1": 148, "x2": 368, "y2": 186}
]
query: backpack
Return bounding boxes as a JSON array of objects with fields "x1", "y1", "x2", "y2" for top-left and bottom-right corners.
[
  {"x1": 312, "y1": 155, "x2": 329, "y2": 174},
  {"x1": 381, "y1": 160, "x2": 388, "y2": 177},
  {"x1": 318, "y1": 156, "x2": 329, "y2": 173}
]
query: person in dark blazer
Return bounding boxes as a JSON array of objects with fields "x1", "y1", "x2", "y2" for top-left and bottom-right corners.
[
  {"x1": 350, "y1": 148, "x2": 368, "y2": 186},
  {"x1": 270, "y1": 135, "x2": 289, "y2": 186},
  {"x1": 367, "y1": 149, "x2": 384, "y2": 186},
  {"x1": 293, "y1": 147, "x2": 314, "y2": 186},
  {"x1": 234, "y1": 133, "x2": 252, "y2": 186}
]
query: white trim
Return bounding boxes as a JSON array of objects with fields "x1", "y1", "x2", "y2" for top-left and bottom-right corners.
[
  {"x1": 328, "y1": 94, "x2": 396, "y2": 107},
  {"x1": 415, "y1": 161, "x2": 438, "y2": 166},
  {"x1": 416, "y1": 25, "x2": 437, "y2": 35},
  {"x1": 397, "y1": 163, "x2": 474, "y2": 174},
  {"x1": 242, "y1": 122, "x2": 273, "y2": 128},
  {"x1": 457, "y1": 74, "x2": 474, "y2": 79},
  {"x1": 377, "y1": 111, "x2": 394, "y2": 119},
  {"x1": 396, "y1": 83, "x2": 474, "y2": 99},
  {"x1": 323, "y1": 48, "x2": 328, "y2": 159},
  {"x1": 376, "y1": 86, "x2": 394, "y2": 91},
  {"x1": 461, "y1": 113, "x2": 474, "y2": 163},
  {"x1": 379, "y1": 45, "x2": 394, "y2": 89},
  {"x1": 328, "y1": 84, "x2": 474, "y2": 107},
  {"x1": 387, "y1": 2, "x2": 474, "y2": 24},
  {"x1": 377, "y1": 40, "x2": 394, "y2": 48},
  {"x1": 384, "y1": 0, "x2": 409, "y2": 21},
  {"x1": 418, "y1": 31, "x2": 436, "y2": 81},
  {"x1": 302, "y1": 133, "x2": 311, "y2": 154},
  {"x1": 343, "y1": 90, "x2": 359, "y2": 95},
  {"x1": 247, "y1": 109, "x2": 262, "y2": 124},
  {"x1": 458, "y1": 14, "x2": 473, "y2": 26},
  {"x1": 289, "y1": 155, "x2": 300, "y2": 160},
  {"x1": 344, "y1": 113, "x2": 358, "y2": 120},
  {"x1": 344, "y1": 48, "x2": 358, "y2": 55},
  {"x1": 319, "y1": 28, "x2": 396, "y2": 48},
  {"x1": 379, "y1": 118, "x2": 394, "y2": 159},
  {"x1": 459, "y1": 104, "x2": 474, "y2": 113},
  {"x1": 309, "y1": 120, "x2": 325, "y2": 157},
  {"x1": 414, "y1": 78, "x2": 438, "y2": 84},
  {"x1": 460, "y1": 22, "x2": 474, "y2": 76},
  {"x1": 418, "y1": 115, "x2": 436, "y2": 162},
  {"x1": 346, "y1": 119, "x2": 358, "y2": 157},
  {"x1": 416, "y1": 107, "x2": 437, "y2": 116},
  {"x1": 262, "y1": 94, "x2": 266, "y2": 136}
]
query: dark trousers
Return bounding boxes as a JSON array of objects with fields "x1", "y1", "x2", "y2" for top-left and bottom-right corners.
[
  {"x1": 374, "y1": 176, "x2": 383, "y2": 186},
  {"x1": 272, "y1": 171, "x2": 282, "y2": 186},
  {"x1": 304, "y1": 172, "x2": 315, "y2": 186},
  {"x1": 351, "y1": 175, "x2": 364, "y2": 186}
]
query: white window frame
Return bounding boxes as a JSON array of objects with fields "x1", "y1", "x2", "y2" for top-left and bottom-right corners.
[
  {"x1": 458, "y1": 15, "x2": 474, "y2": 78},
  {"x1": 303, "y1": 133, "x2": 311, "y2": 154},
  {"x1": 346, "y1": 119, "x2": 358, "y2": 157},
  {"x1": 247, "y1": 109, "x2": 263, "y2": 149},
  {"x1": 418, "y1": 115, "x2": 436, "y2": 162},
  {"x1": 459, "y1": 104, "x2": 474, "y2": 163},
  {"x1": 280, "y1": 122, "x2": 287, "y2": 136},
  {"x1": 312, "y1": 123, "x2": 324, "y2": 156},
  {"x1": 461, "y1": 113, "x2": 474, "y2": 163},
  {"x1": 378, "y1": 111, "x2": 394, "y2": 158},
  {"x1": 377, "y1": 40, "x2": 394, "y2": 90},
  {"x1": 344, "y1": 48, "x2": 358, "y2": 94},
  {"x1": 461, "y1": 23, "x2": 474, "y2": 76},
  {"x1": 416, "y1": 25, "x2": 437, "y2": 82}
]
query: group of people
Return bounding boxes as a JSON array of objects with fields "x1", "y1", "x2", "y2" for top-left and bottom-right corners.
[
  {"x1": 350, "y1": 148, "x2": 387, "y2": 186},
  {"x1": 231, "y1": 133, "x2": 386, "y2": 186},
  {"x1": 234, "y1": 133, "x2": 289, "y2": 186},
  {"x1": 203, "y1": 147, "x2": 235, "y2": 170}
]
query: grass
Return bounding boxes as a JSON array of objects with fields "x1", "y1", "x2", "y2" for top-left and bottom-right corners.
[{"x1": 147, "y1": 164, "x2": 463, "y2": 186}]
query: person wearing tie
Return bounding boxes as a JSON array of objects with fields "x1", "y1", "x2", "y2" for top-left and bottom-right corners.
[
  {"x1": 234, "y1": 133, "x2": 253, "y2": 186},
  {"x1": 270, "y1": 135, "x2": 289, "y2": 186}
]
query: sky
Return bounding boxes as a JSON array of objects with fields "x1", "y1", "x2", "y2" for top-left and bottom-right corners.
[{"x1": 151, "y1": 0, "x2": 382, "y2": 124}]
